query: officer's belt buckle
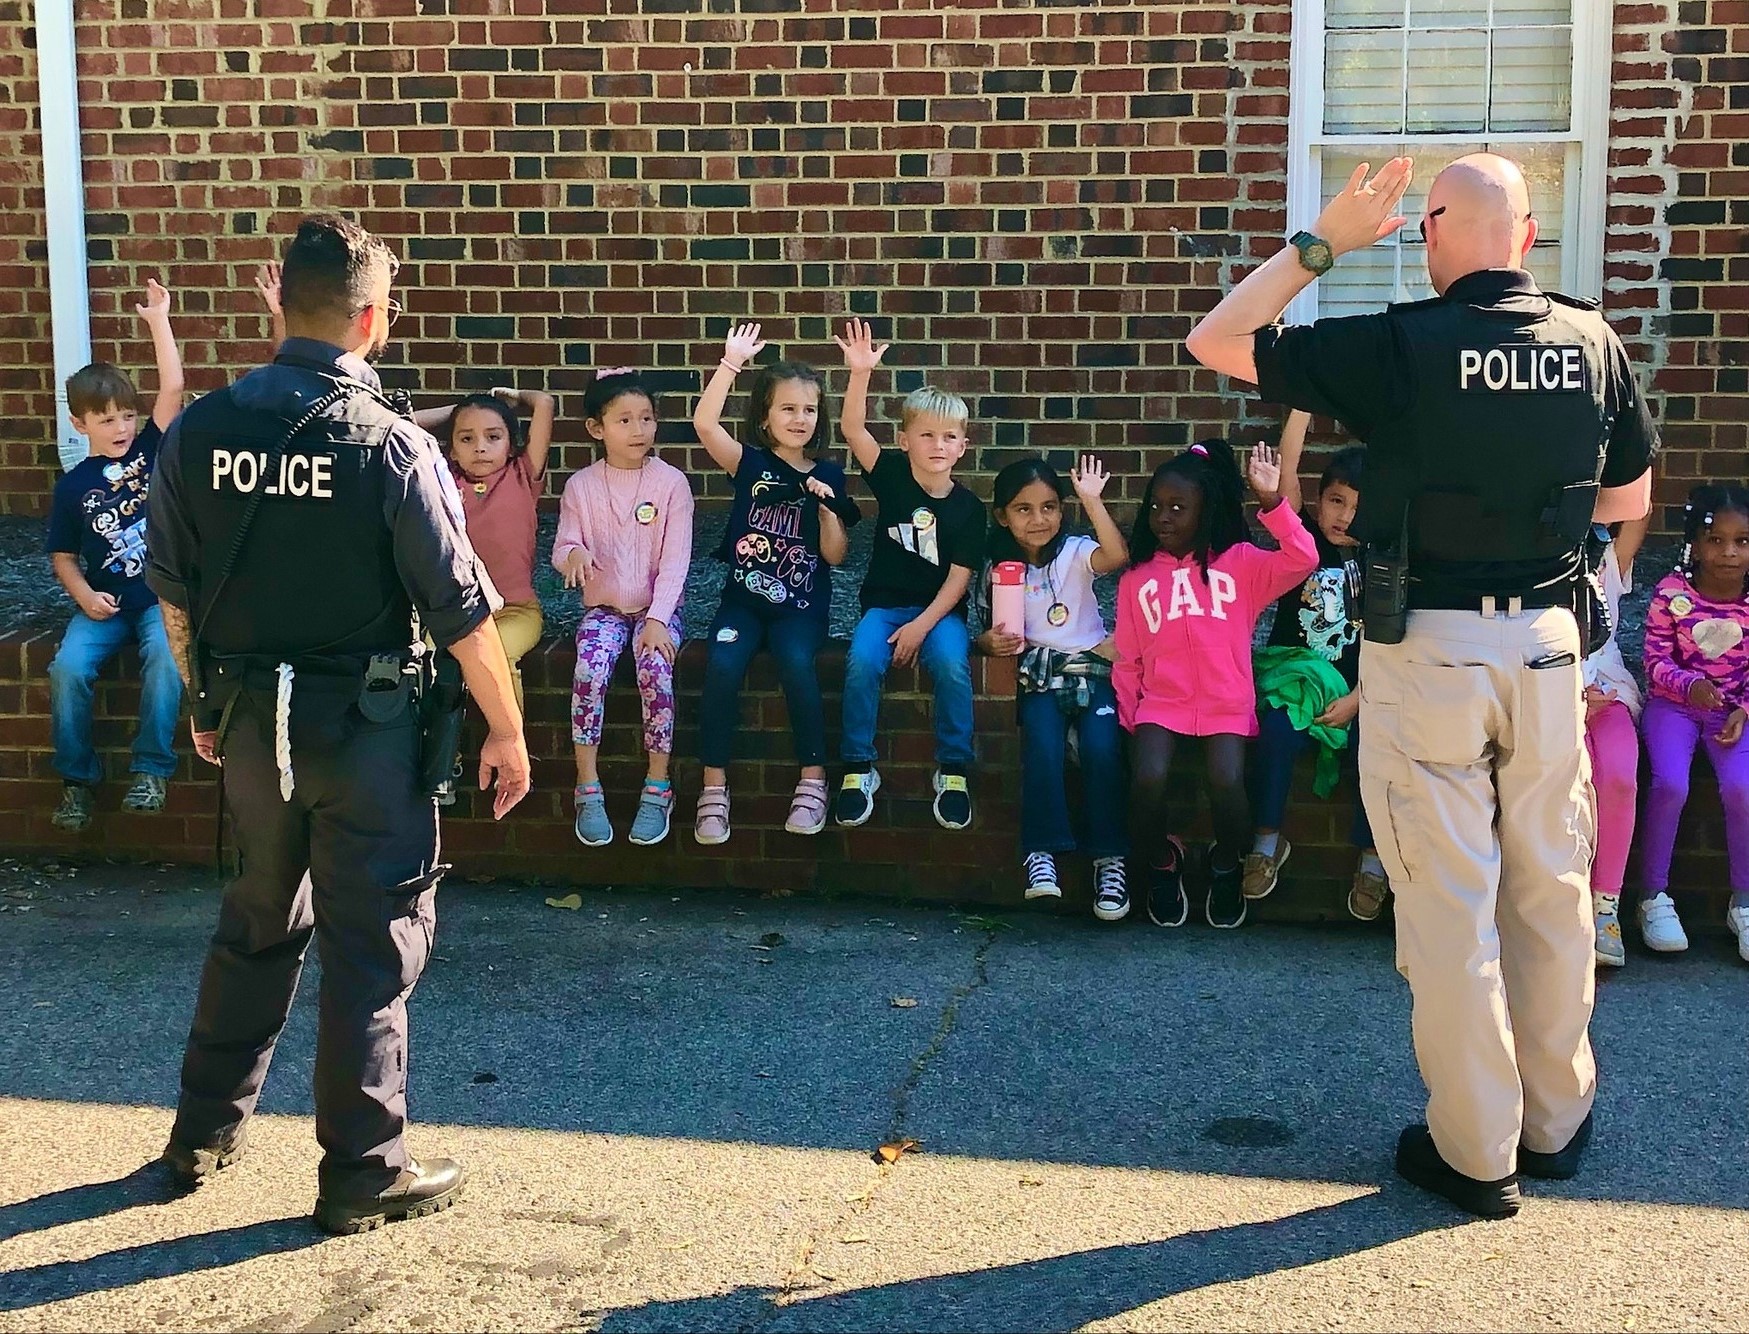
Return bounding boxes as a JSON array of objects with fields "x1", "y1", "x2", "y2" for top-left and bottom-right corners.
[{"x1": 1481, "y1": 595, "x2": 1525, "y2": 618}]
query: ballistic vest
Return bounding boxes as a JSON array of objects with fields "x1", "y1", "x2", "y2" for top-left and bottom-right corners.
[
  {"x1": 1352, "y1": 270, "x2": 1617, "y2": 600},
  {"x1": 167, "y1": 354, "x2": 420, "y2": 661}
]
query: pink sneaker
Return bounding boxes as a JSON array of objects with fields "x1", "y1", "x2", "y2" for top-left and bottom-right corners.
[
  {"x1": 693, "y1": 785, "x2": 731, "y2": 846},
  {"x1": 785, "y1": 776, "x2": 829, "y2": 835}
]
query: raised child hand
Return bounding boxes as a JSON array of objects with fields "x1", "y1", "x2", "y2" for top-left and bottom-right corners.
[
  {"x1": 803, "y1": 475, "x2": 837, "y2": 504},
  {"x1": 135, "y1": 278, "x2": 172, "y2": 323},
  {"x1": 490, "y1": 385, "x2": 522, "y2": 408},
  {"x1": 723, "y1": 323, "x2": 766, "y2": 370},
  {"x1": 832, "y1": 318, "x2": 889, "y2": 373},
  {"x1": 1069, "y1": 454, "x2": 1109, "y2": 504},
  {"x1": 1246, "y1": 443, "x2": 1283, "y2": 507},
  {"x1": 253, "y1": 263, "x2": 282, "y2": 315}
]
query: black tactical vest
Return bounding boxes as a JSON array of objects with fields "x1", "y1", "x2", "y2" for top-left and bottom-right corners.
[
  {"x1": 171, "y1": 365, "x2": 418, "y2": 661},
  {"x1": 1353, "y1": 280, "x2": 1616, "y2": 597}
]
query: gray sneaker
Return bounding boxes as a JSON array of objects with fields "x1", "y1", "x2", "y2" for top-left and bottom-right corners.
[
  {"x1": 52, "y1": 782, "x2": 94, "y2": 830},
  {"x1": 628, "y1": 784, "x2": 674, "y2": 846},
  {"x1": 123, "y1": 773, "x2": 168, "y2": 813},
  {"x1": 574, "y1": 786, "x2": 613, "y2": 847}
]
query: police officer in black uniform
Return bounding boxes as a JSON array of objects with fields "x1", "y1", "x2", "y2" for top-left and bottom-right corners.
[
  {"x1": 145, "y1": 215, "x2": 530, "y2": 1234},
  {"x1": 1187, "y1": 155, "x2": 1657, "y2": 1218}
]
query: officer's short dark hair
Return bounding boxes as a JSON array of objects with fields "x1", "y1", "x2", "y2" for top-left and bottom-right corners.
[
  {"x1": 1319, "y1": 445, "x2": 1367, "y2": 495},
  {"x1": 279, "y1": 215, "x2": 400, "y2": 327},
  {"x1": 66, "y1": 362, "x2": 139, "y2": 418}
]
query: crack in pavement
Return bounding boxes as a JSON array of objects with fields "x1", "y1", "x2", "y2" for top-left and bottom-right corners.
[{"x1": 753, "y1": 925, "x2": 1002, "y2": 1331}]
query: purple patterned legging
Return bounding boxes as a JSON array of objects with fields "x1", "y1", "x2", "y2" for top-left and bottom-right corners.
[{"x1": 572, "y1": 607, "x2": 678, "y2": 753}]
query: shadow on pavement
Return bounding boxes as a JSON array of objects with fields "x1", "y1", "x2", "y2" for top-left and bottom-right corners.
[
  {"x1": 0, "y1": 1164, "x2": 183, "y2": 1245},
  {"x1": 0, "y1": 1216, "x2": 321, "y2": 1313},
  {"x1": 592, "y1": 1191, "x2": 1456, "y2": 1334}
]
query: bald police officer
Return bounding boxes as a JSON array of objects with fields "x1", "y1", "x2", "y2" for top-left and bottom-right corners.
[
  {"x1": 1187, "y1": 155, "x2": 1657, "y2": 1218},
  {"x1": 146, "y1": 215, "x2": 531, "y2": 1234}
]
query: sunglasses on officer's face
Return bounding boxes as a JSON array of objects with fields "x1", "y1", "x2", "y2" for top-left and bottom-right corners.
[
  {"x1": 1418, "y1": 205, "x2": 1534, "y2": 242},
  {"x1": 352, "y1": 296, "x2": 403, "y2": 327}
]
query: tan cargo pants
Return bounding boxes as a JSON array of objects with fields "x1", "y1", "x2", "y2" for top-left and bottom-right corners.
[{"x1": 1359, "y1": 606, "x2": 1597, "y2": 1182}]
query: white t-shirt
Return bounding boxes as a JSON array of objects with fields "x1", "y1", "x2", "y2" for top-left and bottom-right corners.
[
  {"x1": 1582, "y1": 545, "x2": 1642, "y2": 719},
  {"x1": 1021, "y1": 535, "x2": 1109, "y2": 654}
]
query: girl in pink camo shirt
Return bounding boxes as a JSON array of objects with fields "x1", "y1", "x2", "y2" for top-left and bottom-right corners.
[{"x1": 1637, "y1": 482, "x2": 1749, "y2": 963}]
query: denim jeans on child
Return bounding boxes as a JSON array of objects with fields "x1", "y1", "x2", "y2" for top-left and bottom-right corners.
[
  {"x1": 1251, "y1": 703, "x2": 1373, "y2": 847},
  {"x1": 1019, "y1": 677, "x2": 1127, "y2": 857},
  {"x1": 840, "y1": 607, "x2": 974, "y2": 767},
  {"x1": 699, "y1": 601, "x2": 830, "y2": 769},
  {"x1": 50, "y1": 603, "x2": 183, "y2": 785}
]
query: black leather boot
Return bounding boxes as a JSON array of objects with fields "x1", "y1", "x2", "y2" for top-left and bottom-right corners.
[{"x1": 313, "y1": 1157, "x2": 467, "y2": 1235}]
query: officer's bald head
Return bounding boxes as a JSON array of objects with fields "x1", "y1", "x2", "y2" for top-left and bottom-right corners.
[
  {"x1": 1422, "y1": 153, "x2": 1538, "y2": 295},
  {"x1": 280, "y1": 215, "x2": 400, "y2": 358}
]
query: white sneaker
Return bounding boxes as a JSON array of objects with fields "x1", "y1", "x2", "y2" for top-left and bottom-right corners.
[
  {"x1": 1727, "y1": 903, "x2": 1749, "y2": 964},
  {"x1": 1638, "y1": 892, "x2": 1689, "y2": 953},
  {"x1": 1023, "y1": 852, "x2": 1061, "y2": 900},
  {"x1": 1092, "y1": 856, "x2": 1130, "y2": 922},
  {"x1": 1592, "y1": 893, "x2": 1625, "y2": 968}
]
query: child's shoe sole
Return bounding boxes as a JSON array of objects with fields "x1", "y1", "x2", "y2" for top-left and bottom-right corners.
[{"x1": 1093, "y1": 898, "x2": 1131, "y2": 922}]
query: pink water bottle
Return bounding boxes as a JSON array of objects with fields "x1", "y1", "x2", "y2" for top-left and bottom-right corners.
[{"x1": 991, "y1": 561, "x2": 1027, "y2": 640}]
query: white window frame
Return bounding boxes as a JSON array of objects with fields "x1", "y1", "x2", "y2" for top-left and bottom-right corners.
[{"x1": 1285, "y1": 0, "x2": 1612, "y2": 325}]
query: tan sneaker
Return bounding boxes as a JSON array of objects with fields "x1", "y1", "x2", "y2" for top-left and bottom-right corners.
[
  {"x1": 1349, "y1": 864, "x2": 1390, "y2": 921},
  {"x1": 1241, "y1": 839, "x2": 1290, "y2": 900}
]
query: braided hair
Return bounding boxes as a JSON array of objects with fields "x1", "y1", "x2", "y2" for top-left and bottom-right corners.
[
  {"x1": 1128, "y1": 438, "x2": 1248, "y2": 581},
  {"x1": 1675, "y1": 481, "x2": 1749, "y2": 595}
]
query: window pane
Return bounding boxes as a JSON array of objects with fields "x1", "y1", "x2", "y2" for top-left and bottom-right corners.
[
  {"x1": 1317, "y1": 142, "x2": 1569, "y2": 315},
  {"x1": 1407, "y1": 29, "x2": 1488, "y2": 132},
  {"x1": 1513, "y1": 140, "x2": 1567, "y2": 241},
  {"x1": 1323, "y1": 246, "x2": 1401, "y2": 319},
  {"x1": 1326, "y1": 0, "x2": 1406, "y2": 28},
  {"x1": 1489, "y1": 27, "x2": 1572, "y2": 132},
  {"x1": 1325, "y1": 31, "x2": 1405, "y2": 133},
  {"x1": 1492, "y1": 0, "x2": 1571, "y2": 24},
  {"x1": 1409, "y1": 0, "x2": 1487, "y2": 25}
]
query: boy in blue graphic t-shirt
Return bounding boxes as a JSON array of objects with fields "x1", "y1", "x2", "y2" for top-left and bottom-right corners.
[{"x1": 44, "y1": 280, "x2": 186, "y2": 831}]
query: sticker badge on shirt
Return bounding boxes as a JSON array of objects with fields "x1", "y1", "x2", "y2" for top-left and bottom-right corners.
[
  {"x1": 635, "y1": 500, "x2": 657, "y2": 526},
  {"x1": 1669, "y1": 594, "x2": 1694, "y2": 619},
  {"x1": 102, "y1": 462, "x2": 126, "y2": 485},
  {"x1": 896, "y1": 505, "x2": 939, "y2": 566}
]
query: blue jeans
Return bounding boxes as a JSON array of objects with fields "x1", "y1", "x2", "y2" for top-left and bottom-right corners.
[
  {"x1": 841, "y1": 607, "x2": 974, "y2": 768},
  {"x1": 699, "y1": 600, "x2": 829, "y2": 769},
  {"x1": 1251, "y1": 704, "x2": 1372, "y2": 847},
  {"x1": 1019, "y1": 679, "x2": 1127, "y2": 857},
  {"x1": 50, "y1": 604, "x2": 183, "y2": 785}
]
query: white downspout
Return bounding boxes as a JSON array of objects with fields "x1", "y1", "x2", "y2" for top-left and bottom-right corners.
[{"x1": 35, "y1": 0, "x2": 92, "y2": 473}]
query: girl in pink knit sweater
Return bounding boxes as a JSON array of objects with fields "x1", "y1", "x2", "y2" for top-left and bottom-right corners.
[
  {"x1": 553, "y1": 370, "x2": 695, "y2": 849},
  {"x1": 1114, "y1": 438, "x2": 1318, "y2": 931}
]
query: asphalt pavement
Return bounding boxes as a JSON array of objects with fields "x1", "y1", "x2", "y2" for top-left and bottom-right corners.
[{"x1": 0, "y1": 860, "x2": 1744, "y2": 1332}]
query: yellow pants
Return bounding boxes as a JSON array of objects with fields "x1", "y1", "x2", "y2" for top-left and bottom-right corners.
[
  {"x1": 493, "y1": 601, "x2": 543, "y2": 715},
  {"x1": 1359, "y1": 607, "x2": 1596, "y2": 1182}
]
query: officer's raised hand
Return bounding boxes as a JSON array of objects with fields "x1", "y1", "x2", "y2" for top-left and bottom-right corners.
[
  {"x1": 1313, "y1": 158, "x2": 1414, "y2": 258},
  {"x1": 1246, "y1": 443, "x2": 1286, "y2": 511}
]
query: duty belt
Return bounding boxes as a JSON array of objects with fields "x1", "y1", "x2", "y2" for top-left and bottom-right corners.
[
  {"x1": 209, "y1": 651, "x2": 417, "y2": 801},
  {"x1": 1406, "y1": 585, "x2": 1574, "y2": 615}
]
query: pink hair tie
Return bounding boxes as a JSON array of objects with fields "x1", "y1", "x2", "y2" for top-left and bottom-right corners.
[
  {"x1": 1189, "y1": 443, "x2": 1209, "y2": 457},
  {"x1": 596, "y1": 366, "x2": 637, "y2": 378}
]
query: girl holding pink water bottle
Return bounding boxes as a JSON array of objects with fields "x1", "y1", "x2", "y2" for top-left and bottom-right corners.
[{"x1": 974, "y1": 456, "x2": 1130, "y2": 916}]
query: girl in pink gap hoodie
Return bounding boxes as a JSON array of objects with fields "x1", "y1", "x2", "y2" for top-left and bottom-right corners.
[{"x1": 1114, "y1": 438, "x2": 1318, "y2": 931}]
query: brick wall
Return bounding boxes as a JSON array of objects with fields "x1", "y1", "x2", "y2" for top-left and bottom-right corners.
[
  {"x1": 1606, "y1": 1, "x2": 1749, "y2": 530},
  {"x1": 2, "y1": 1, "x2": 1742, "y2": 522},
  {"x1": 0, "y1": 627, "x2": 1735, "y2": 921}
]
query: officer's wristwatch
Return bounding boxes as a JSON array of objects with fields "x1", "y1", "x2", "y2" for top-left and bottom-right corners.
[{"x1": 1289, "y1": 231, "x2": 1335, "y2": 276}]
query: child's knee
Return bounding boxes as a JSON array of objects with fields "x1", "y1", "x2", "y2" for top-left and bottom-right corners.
[
  {"x1": 1647, "y1": 768, "x2": 1690, "y2": 806},
  {"x1": 48, "y1": 650, "x2": 94, "y2": 692},
  {"x1": 1716, "y1": 773, "x2": 1749, "y2": 815}
]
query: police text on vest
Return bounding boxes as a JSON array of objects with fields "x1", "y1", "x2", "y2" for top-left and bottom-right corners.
[
  {"x1": 212, "y1": 449, "x2": 336, "y2": 498},
  {"x1": 1458, "y1": 345, "x2": 1587, "y2": 393}
]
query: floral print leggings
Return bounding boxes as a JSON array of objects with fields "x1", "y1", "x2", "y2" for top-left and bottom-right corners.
[{"x1": 571, "y1": 607, "x2": 679, "y2": 753}]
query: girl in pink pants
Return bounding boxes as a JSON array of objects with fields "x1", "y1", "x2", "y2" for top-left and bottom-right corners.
[{"x1": 1583, "y1": 517, "x2": 1646, "y2": 967}]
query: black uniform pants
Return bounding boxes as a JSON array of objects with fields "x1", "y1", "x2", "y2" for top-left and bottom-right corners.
[{"x1": 171, "y1": 687, "x2": 445, "y2": 1191}]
